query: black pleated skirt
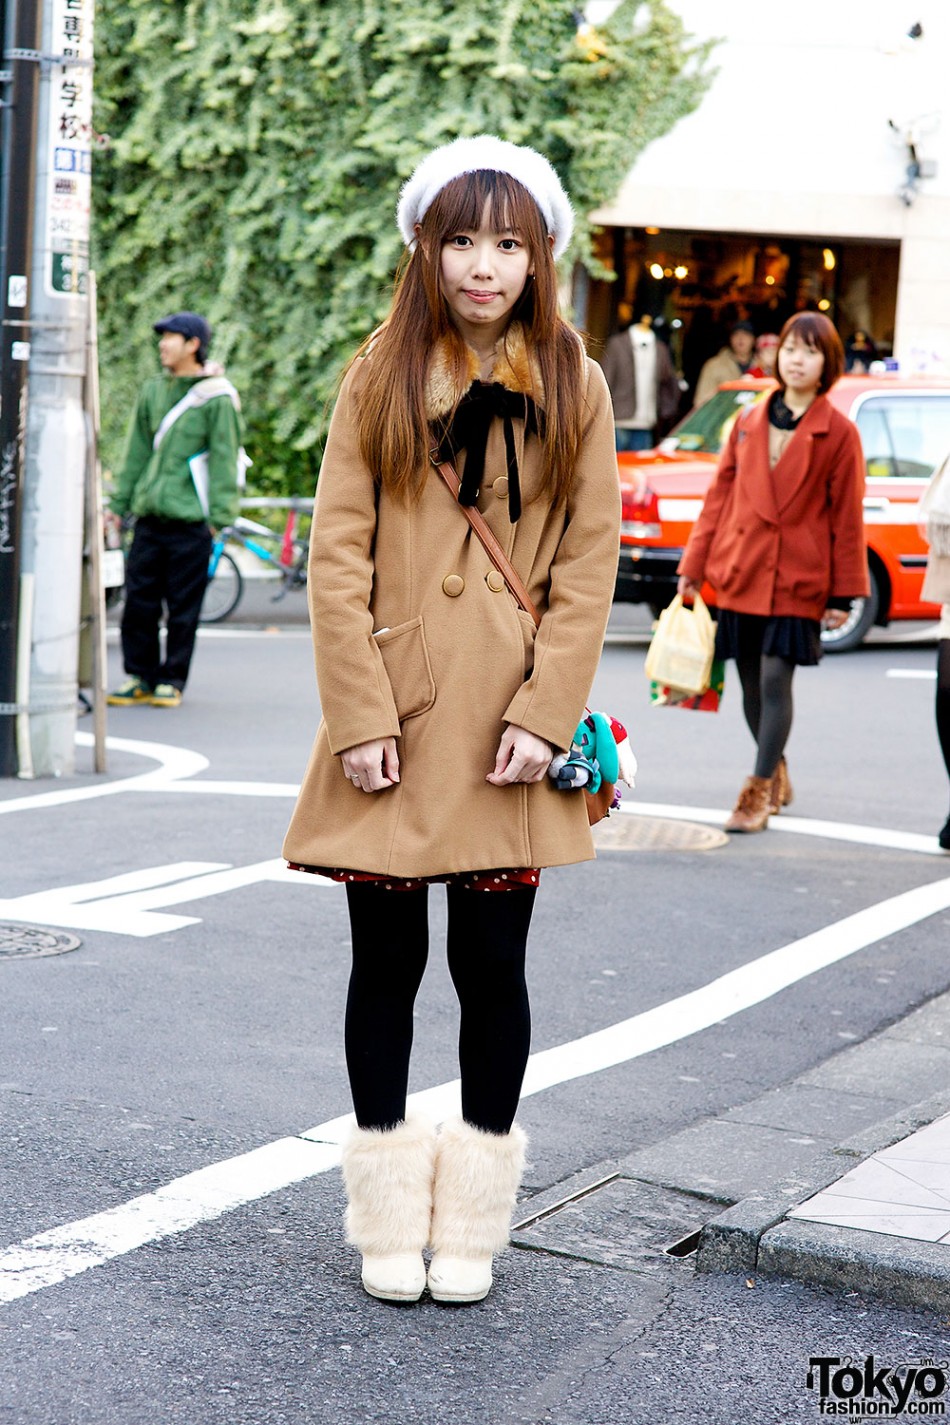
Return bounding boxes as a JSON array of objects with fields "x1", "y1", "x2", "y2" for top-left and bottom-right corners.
[{"x1": 714, "y1": 609, "x2": 823, "y2": 666}]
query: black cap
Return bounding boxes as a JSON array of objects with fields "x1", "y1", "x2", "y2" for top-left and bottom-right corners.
[
  {"x1": 730, "y1": 320, "x2": 755, "y2": 336},
  {"x1": 153, "y1": 311, "x2": 211, "y2": 354}
]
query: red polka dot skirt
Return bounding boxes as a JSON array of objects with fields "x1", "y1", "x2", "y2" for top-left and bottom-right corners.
[{"x1": 287, "y1": 864, "x2": 540, "y2": 892}]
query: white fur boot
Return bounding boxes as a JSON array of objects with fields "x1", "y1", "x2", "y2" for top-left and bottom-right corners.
[
  {"x1": 427, "y1": 1118, "x2": 527, "y2": 1304},
  {"x1": 341, "y1": 1116, "x2": 436, "y2": 1303}
]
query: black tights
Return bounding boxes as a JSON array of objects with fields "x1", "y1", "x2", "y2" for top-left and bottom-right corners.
[
  {"x1": 343, "y1": 882, "x2": 535, "y2": 1135},
  {"x1": 938, "y1": 640, "x2": 950, "y2": 812},
  {"x1": 735, "y1": 650, "x2": 796, "y2": 779}
]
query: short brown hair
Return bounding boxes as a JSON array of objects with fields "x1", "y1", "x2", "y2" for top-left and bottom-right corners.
[{"x1": 776, "y1": 312, "x2": 844, "y2": 395}]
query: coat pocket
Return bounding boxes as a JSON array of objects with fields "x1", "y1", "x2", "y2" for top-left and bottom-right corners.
[
  {"x1": 516, "y1": 609, "x2": 538, "y2": 680},
  {"x1": 373, "y1": 617, "x2": 436, "y2": 721}
]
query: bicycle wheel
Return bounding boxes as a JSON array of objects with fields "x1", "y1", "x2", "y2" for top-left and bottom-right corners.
[{"x1": 200, "y1": 550, "x2": 243, "y2": 623}]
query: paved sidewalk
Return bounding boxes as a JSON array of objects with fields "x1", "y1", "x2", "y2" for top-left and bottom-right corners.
[{"x1": 511, "y1": 987, "x2": 950, "y2": 1311}]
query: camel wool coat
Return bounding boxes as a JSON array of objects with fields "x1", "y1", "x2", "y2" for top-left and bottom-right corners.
[
  {"x1": 678, "y1": 394, "x2": 869, "y2": 619},
  {"x1": 282, "y1": 334, "x2": 621, "y2": 879}
]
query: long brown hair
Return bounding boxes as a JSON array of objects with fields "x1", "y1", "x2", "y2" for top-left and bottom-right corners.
[{"x1": 349, "y1": 169, "x2": 585, "y2": 506}]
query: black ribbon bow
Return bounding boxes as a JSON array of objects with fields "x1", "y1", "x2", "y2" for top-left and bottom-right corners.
[{"x1": 435, "y1": 381, "x2": 539, "y2": 523}]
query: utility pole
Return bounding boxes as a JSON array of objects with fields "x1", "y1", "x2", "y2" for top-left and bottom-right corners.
[
  {"x1": 0, "y1": 0, "x2": 43, "y2": 777},
  {"x1": 17, "y1": 0, "x2": 95, "y2": 776}
]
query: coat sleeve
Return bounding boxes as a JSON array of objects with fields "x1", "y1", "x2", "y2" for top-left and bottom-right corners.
[
  {"x1": 111, "y1": 388, "x2": 154, "y2": 516},
  {"x1": 693, "y1": 356, "x2": 720, "y2": 409},
  {"x1": 656, "y1": 341, "x2": 681, "y2": 423},
  {"x1": 677, "y1": 415, "x2": 741, "y2": 583},
  {"x1": 502, "y1": 359, "x2": 621, "y2": 750},
  {"x1": 827, "y1": 418, "x2": 870, "y2": 600},
  {"x1": 206, "y1": 396, "x2": 243, "y2": 530},
  {"x1": 307, "y1": 364, "x2": 401, "y2": 756},
  {"x1": 598, "y1": 335, "x2": 620, "y2": 406}
]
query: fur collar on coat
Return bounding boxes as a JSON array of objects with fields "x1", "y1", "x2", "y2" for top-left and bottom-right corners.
[{"x1": 423, "y1": 322, "x2": 544, "y2": 421}]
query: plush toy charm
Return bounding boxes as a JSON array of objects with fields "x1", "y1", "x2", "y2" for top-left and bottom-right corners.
[{"x1": 548, "y1": 711, "x2": 636, "y2": 796}]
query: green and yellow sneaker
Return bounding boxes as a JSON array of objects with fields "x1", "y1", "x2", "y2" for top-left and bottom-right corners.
[
  {"x1": 106, "y1": 676, "x2": 151, "y2": 706},
  {"x1": 150, "y1": 683, "x2": 182, "y2": 708}
]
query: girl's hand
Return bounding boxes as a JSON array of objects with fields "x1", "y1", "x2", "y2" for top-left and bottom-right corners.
[
  {"x1": 822, "y1": 608, "x2": 849, "y2": 631},
  {"x1": 677, "y1": 575, "x2": 701, "y2": 602},
  {"x1": 341, "y1": 738, "x2": 400, "y2": 792},
  {"x1": 487, "y1": 724, "x2": 553, "y2": 786}
]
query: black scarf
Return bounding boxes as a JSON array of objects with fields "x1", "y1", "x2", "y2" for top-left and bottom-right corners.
[{"x1": 434, "y1": 381, "x2": 540, "y2": 523}]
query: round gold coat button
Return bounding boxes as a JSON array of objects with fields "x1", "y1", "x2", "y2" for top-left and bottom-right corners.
[
  {"x1": 442, "y1": 573, "x2": 464, "y2": 597},
  {"x1": 493, "y1": 476, "x2": 509, "y2": 498},
  {"x1": 486, "y1": 570, "x2": 506, "y2": 592}
]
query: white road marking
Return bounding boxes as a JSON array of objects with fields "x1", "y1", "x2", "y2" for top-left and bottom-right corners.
[
  {"x1": 161, "y1": 780, "x2": 301, "y2": 797},
  {"x1": 0, "y1": 733, "x2": 941, "y2": 865},
  {"x1": 886, "y1": 669, "x2": 937, "y2": 680},
  {"x1": 0, "y1": 859, "x2": 334, "y2": 937},
  {"x1": 619, "y1": 801, "x2": 947, "y2": 857},
  {"x1": 0, "y1": 734, "x2": 208, "y2": 816},
  {"x1": 2, "y1": 874, "x2": 950, "y2": 1304}
]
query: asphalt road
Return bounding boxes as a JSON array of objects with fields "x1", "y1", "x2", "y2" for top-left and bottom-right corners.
[{"x1": 2, "y1": 600, "x2": 949, "y2": 1424}]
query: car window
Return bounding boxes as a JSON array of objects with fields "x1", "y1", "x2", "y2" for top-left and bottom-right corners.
[
  {"x1": 663, "y1": 388, "x2": 767, "y2": 455},
  {"x1": 855, "y1": 396, "x2": 950, "y2": 478}
]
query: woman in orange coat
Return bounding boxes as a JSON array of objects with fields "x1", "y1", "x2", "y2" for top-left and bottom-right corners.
[{"x1": 677, "y1": 312, "x2": 869, "y2": 833}]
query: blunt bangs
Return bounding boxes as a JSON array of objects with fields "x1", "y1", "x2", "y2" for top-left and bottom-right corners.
[{"x1": 421, "y1": 170, "x2": 548, "y2": 256}]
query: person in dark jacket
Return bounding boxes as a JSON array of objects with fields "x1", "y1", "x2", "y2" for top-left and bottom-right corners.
[{"x1": 106, "y1": 313, "x2": 243, "y2": 707}]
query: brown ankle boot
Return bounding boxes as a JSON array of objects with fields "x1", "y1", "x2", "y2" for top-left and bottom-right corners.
[
  {"x1": 725, "y1": 775, "x2": 772, "y2": 833},
  {"x1": 768, "y1": 757, "x2": 793, "y2": 815}
]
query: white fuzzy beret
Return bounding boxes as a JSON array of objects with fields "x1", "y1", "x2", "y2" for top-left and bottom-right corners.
[{"x1": 396, "y1": 134, "x2": 574, "y2": 260}]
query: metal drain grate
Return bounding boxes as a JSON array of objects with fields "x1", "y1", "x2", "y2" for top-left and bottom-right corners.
[
  {"x1": 0, "y1": 924, "x2": 81, "y2": 961},
  {"x1": 593, "y1": 815, "x2": 728, "y2": 853}
]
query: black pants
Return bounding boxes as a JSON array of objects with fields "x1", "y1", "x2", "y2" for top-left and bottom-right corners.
[
  {"x1": 938, "y1": 639, "x2": 950, "y2": 812},
  {"x1": 344, "y1": 882, "x2": 535, "y2": 1135},
  {"x1": 121, "y1": 517, "x2": 212, "y2": 690}
]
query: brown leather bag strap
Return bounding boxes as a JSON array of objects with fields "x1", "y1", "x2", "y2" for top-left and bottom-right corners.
[{"x1": 430, "y1": 450, "x2": 541, "y2": 628}]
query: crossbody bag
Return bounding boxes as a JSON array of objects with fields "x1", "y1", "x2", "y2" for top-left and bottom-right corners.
[{"x1": 429, "y1": 448, "x2": 617, "y2": 824}]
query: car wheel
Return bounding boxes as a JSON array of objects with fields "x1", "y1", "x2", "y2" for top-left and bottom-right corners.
[{"x1": 820, "y1": 568, "x2": 880, "y2": 653}]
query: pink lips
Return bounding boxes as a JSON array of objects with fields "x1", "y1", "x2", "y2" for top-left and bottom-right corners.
[{"x1": 464, "y1": 290, "x2": 498, "y2": 303}]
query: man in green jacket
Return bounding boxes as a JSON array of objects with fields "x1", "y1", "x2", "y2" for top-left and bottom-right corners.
[{"x1": 107, "y1": 312, "x2": 243, "y2": 707}]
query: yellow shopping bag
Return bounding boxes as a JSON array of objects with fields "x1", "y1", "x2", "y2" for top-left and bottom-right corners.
[{"x1": 644, "y1": 594, "x2": 715, "y2": 696}]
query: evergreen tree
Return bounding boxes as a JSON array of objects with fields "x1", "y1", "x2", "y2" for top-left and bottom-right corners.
[{"x1": 93, "y1": 1, "x2": 713, "y2": 491}]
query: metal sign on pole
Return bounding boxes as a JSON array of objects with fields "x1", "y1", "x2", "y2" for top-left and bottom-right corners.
[
  {"x1": 80, "y1": 269, "x2": 107, "y2": 772},
  {"x1": 18, "y1": 0, "x2": 95, "y2": 778},
  {"x1": 0, "y1": 0, "x2": 43, "y2": 777}
]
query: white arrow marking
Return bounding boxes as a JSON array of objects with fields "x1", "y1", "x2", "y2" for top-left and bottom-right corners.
[{"x1": 0, "y1": 859, "x2": 335, "y2": 937}]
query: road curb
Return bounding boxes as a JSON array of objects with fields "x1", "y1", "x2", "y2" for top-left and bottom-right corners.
[
  {"x1": 697, "y1": 1083, "x2": 950, "y2": 1308},
  {"x1": 756, "y1": 1219, "x2": 950, "y2": 1312}
]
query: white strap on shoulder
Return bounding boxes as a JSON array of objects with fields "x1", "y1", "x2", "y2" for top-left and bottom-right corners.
[{"x1": 152, "y1": 377, "x2": 241, "y2": 451}]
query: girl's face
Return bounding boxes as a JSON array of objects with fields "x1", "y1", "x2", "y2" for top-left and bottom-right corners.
[
  {"x1": 439, "y1": 205, "x2": 532, "y2": 346},
  {"x1": 778, "y1": 330, "x2": 824, "y2": 397}
]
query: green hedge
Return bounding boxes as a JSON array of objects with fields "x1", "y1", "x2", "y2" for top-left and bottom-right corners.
[{"x1": 92, "y1": 0, "x2": 713, "y2": 494}]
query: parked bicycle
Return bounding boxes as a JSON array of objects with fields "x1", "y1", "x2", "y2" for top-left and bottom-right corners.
[
  {"x1": 104, "y1": 504, "x2": 311, "y2": 625},
  {"x1": 200, "y1": 508, "x2": 310, "y2": 623}
]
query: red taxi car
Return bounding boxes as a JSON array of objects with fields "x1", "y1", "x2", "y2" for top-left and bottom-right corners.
[{"x1": 615, "y1": 374, "x2": 950, "y2": 650}]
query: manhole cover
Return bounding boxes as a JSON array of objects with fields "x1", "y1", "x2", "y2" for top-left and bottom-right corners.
[
  {"x1": 0, "y1": 924, "x2": 81, "y2": 960},
  {"x1": 593, "y1": 815, "x2": 728, "y2": 853}
]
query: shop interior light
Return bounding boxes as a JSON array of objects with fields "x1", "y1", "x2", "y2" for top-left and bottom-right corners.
[
  {"x1": 818, "y1": 298, "x2": 831, "y2": 311},
  {"x1": 823, "y1": 248, "x2": 836, "y2": 270},
  {"x1": 765, "y1": 275, "x2": 775, "y2": 286},
  {"x1": 645, "y1": 226, "x2": 661, "y2": 235},
  {"x1": 673, "y1": 265, "x2": 688, "y2": 279},
  {"x1": 649, "y1": 263, "x2": 664, "y2": 279}
]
